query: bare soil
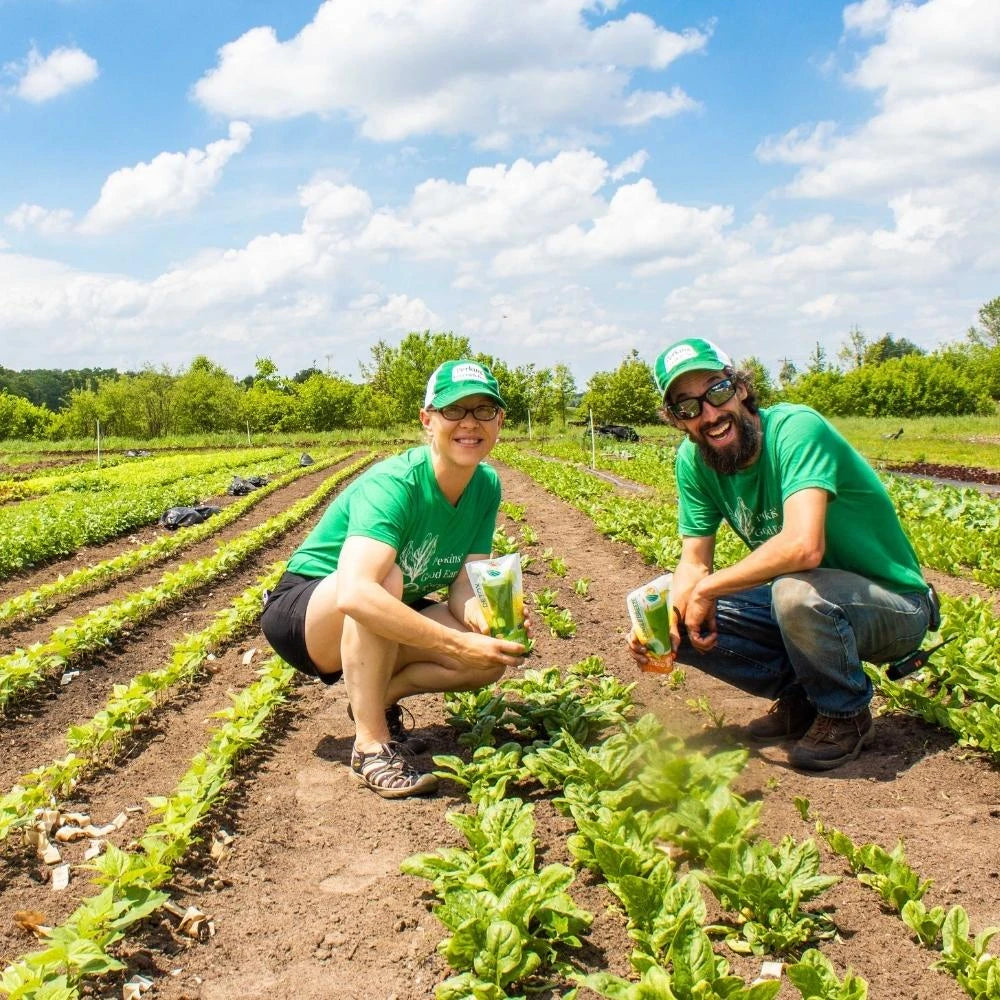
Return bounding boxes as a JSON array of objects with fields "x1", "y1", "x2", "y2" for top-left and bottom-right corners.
[{"x1": 1, "y1": 452, "x2": 998, "y2": 999}]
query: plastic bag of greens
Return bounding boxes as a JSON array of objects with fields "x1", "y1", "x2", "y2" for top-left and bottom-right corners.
[
  {"x1": 626, "y1": 572, "x2": 675, "y2": 673},
  {"x1": 466, "y1": 553, "x2": 530, "y2": 649}
]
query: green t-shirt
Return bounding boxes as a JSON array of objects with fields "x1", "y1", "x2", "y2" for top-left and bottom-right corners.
[
  {"x1": 287, "y1": 446, "x2": 500, "y2": 603},
  {"x1": 676, "y1": 403, "x2": 926, "y2": 594}
]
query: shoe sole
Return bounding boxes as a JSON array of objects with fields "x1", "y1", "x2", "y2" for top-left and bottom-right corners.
[
  {"x1": 351, "y1": 765, "x2": 439, "y2": 799},
  {"x1": 788, "y1": 726, "x2": 874, "y2": 771},
  {"x1": 746, "y1": 725, "x2": 813, "y2": 745}
]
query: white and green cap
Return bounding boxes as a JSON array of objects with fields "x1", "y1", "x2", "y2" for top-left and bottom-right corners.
[
  {"x1": 424, "y1": 359, "x2": 507, "y2": 410},
  {"x1": 653, "y1": 338, "x2": 732, "y2": 399}
]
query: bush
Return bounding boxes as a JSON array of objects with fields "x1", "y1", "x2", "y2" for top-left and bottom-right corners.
[
  {"x1": 783, "y1": 355, "x2": 988, "y2": 417},
  {"x1": 0, "y1": 391, "x2": 53, "y2": 440}
]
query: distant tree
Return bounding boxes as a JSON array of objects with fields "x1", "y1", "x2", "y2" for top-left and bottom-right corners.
[
  {"x1": 778, "y1": 358, "x2": 798, "y2": 387},
  {"x1": 837, "y1": 326, "x2": 869, "y2": 370},
  {"x1": 805, "y1": 342, "x2": 829, "y2": 374},
  {"x1": 581, "y1": 351, "x2": 661, "y2": 424},
  {"x1": 0, "y1": 391, "x2": 53, "y2": 440},
  {"x1": 862, "y1": 334, "x2": 923, "y2": 365},
  {"x1": 292, "y1": 365, "x2": 323, "y2": 384},
  {"x1": 552, "y1": 363, "x2": 577, "y2": 427},
  {"x1": 170, "y1": 356, "x2": 243, "y2": 434},
  {"x1": 361, "y1": 331, "x2": 473, "y2": 416},
  {"x1": 736, "y1": 355, "x2": 777, "y2": 406},
  {"x1": 974, "y1": 295, "x2": 1000, "y2": 347},
  {"x1": 294, "y1": 373, "x2": 361, "y2": 430}
]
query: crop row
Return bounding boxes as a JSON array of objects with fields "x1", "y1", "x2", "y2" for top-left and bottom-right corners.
[
  {"x1": 0, "y1": 448, "x2": 354, "y2": 630},
  {"x1": 0, "y1": 562, "x2": 284, "y2": 845},
  {"x1": 0, "y1": 656, "x2": 296, "y2": 999},
  {"x1": 0, "y1": 454, "x2": 374, "y2": 712},
  {"x1": 0, "y1": 446, "x2": 288, "y2": 503},
  {"x1": 0, "y1": 448, "x2": 308, "y2": 579},
  {"x1": 410, "y1": 658, "x2": 865, "y2": 998}
]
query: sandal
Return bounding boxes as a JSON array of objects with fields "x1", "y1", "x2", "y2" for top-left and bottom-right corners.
[
  {"x1": 350, "y1": 742, "x2": 439, "y2": 799},
  {"x1": 347, "y1": 703, "x2": 429, "y2": 754}
]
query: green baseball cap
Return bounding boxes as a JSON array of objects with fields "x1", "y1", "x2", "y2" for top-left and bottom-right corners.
[
  {"x1": 653, "y1": 338, "x2": 733, "y2": 399},
  {"x1": 424, "y1": 359, "x2": 507, "y2": 410}
]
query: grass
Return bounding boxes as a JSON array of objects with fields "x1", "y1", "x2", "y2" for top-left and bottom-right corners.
[{"x1": 2, "y1": 412, "x2": 999, "y2": 473}]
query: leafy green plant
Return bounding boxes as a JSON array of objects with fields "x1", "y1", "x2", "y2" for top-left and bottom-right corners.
[
  {"x1": 686, "y1": 696, "x2": 727, "y2": 729},
  {"x1": 786, "y1": 948, "x2": 868, "y2": 999},
  {"x1": 699, "y1": 836, "x2": 839, "y2": 955},
  {"x1": 573, "y1": 577, "x2": 591, "y2": 598}
]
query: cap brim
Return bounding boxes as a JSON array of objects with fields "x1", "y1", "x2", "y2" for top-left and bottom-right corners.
[
  {"x1": 430, "y1": 385, "x2": 507, "y2": 410},
  {"x1": 661, "y1": 358, "x2": 728, "y2": 401}
]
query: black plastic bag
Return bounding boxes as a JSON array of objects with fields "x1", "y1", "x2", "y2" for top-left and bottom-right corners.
[
  {"x1": 227, "y1": 474, "x2": 269, "y2": 496},
  {"x1": 158, "y1": 505, "x2": 222, "y2": 530},
  {"x1": 299, "y1": 453, "x2": 315, "y2": 466}
]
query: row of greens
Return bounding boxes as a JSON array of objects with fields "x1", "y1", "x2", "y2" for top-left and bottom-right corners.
[
  {"x1": 0, "y1": 454, "x2": 375, "y2": 712},
  {"x1": 0, "y1": 449, "x2": 354, "y2": 630},
  {"x1": 0, "y1": 447, "x2": 305, "y2": 579},
  {"x1": 0, "y1": 563, "x2": 285, "y2": 845},
  {"x1": 0, "y1": 656, "x2": 296, "y2": 1000},
  {"x1": 406, "y1": 657, "x2": 868, "y2": 999},
  {"x1": 815, "y1": 821, "x2": 999, "y2": 1000}
]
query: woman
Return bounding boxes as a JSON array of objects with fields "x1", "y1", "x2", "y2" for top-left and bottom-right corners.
[{"x1": 261, "y1": 359, "x2": 528, "y2": 798}]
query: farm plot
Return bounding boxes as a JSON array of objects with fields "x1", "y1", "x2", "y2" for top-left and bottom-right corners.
[{"x1": 1, "y1": 452, "x2": 999, "y2": 1000}]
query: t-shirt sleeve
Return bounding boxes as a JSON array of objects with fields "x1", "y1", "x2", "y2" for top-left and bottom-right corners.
[
  {"x1": 772, "y1": 409, "x2": 839, "y2": 502},
  {"x1": 676, "y1": 443, "x2": 722, "y2": 537},
  {"x1": 343, "y1": 473, "x2": 411, "y2": 552},
  {"x1": 470, "y1": 466, "x2": 502, "y2": 554}
]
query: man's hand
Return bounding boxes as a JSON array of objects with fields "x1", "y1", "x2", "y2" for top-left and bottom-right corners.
[{"x1": 683, "y1": 581, "x2": 718, "y2": 652}]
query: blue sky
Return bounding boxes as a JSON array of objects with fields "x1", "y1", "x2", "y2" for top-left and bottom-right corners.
[{"x1": 1, "y1": 0, "x2": 998, "y2": 386}]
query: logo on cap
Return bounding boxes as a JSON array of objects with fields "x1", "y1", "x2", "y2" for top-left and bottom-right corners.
[
  {"x1": 663, "y1": 345, "x2": 697, "y2": 372},
  {"x1": 450, "y1": 363, "x2": 489, "y2": 384}
]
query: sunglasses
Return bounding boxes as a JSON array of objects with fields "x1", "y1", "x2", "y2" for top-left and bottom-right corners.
[
  {"x1": 666, "y1": 378, "x2": 737, "y2": 420},
  {"x1": 431, "y1": 403, "x2": 501, "y2": 421}
]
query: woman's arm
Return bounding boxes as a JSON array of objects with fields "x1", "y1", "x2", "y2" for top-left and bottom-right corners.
[{"x1": 335, "y1": 536, "x2": 524, "y2": 667}]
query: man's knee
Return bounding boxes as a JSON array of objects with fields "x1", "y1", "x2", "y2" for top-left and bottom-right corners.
[{"x1": 772, "y1": 574, "x2": 823, "y2": 634}]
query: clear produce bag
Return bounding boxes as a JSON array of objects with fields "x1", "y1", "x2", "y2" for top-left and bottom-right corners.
[
  {"x1": 465, "y1": 553, "x2": 529, "y2": 648},
  {"x1": 626, "y1": 572, "x2": 676, "y2": 673}
]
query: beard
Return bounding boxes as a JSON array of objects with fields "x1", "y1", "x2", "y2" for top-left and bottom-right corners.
[{"x1": 694, "y1": 410, "x2": 761, "y2": 475}]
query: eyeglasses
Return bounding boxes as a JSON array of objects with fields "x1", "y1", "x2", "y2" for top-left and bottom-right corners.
[
  {"x1": 666, "y1": 378, "x2": 737, "y2": 420},
  {"x1": 431, "y1": 403, "x2": 501, "y2": 421}
]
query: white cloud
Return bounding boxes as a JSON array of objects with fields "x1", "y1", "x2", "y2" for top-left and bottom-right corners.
[
  {"x1": 763, "y1": 0, "x2": 1000, "y2": 200},
  {"x1": 4, "y1": 203, "x2": 74, "y2": 235},
  {"x1": 8, "y1": 45, "x2": 98, "y2": 102},
  {"x1": 192, "y1": 0, "x2": 708, "y2": 144},
  {"x1": 78, "y1": 122, "x2": 252, "y2": 234},
  {"x1": 493, "y1": 177, "x2": 732, "y2": 276},
  {"x1": 610, "y1": 150, "x2": 649, "y2": 181},
  {"x1": 842, "y1": 0, "x2": 897, "y2": 37},
  {"x1": 755, "y1": 122, "x2": 838, "y2": 165}
]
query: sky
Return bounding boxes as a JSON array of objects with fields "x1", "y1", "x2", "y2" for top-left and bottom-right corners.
[{"x1": 1, "y1": 0, "x2": 999, "y2": 387}]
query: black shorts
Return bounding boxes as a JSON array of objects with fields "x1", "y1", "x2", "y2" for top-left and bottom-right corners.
[{"x1": 259, "y1": 570, "x2": 437, "y2": 684}]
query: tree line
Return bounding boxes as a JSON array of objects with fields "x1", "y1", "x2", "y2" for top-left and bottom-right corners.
[{"x1": 2, "y1": 299, "x2": 999, "y2": 441}]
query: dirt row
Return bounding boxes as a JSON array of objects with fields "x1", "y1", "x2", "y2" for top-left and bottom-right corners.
[{"x1": 0, "y1": 454, "x2": 997, "y2": 999}]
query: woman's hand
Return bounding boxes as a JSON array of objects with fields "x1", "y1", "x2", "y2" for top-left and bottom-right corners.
[{"x1": 454, "y1": 630, "x2": 528, "y2": 671}]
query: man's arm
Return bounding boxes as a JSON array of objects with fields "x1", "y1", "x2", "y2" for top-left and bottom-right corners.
[{"x1": 683, "y1": 487, "x2": 827, "y2": 651}]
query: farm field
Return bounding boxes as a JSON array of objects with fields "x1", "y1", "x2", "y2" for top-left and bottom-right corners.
[{"x1": 1, "y1": 440, "x2": 999, "y2": 1000}]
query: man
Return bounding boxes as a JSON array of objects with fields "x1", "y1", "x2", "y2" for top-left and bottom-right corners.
[{"x1": 630, "y1": 337, "x2": 936, "y2": 771}]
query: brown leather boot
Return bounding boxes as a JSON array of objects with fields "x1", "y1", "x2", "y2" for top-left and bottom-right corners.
[
  {"x1": 789, "y1": 708, "x2": 874, "y2": 771},
  {"x1": 746, "y1": 689, "x2": 816, "y2": 743}
]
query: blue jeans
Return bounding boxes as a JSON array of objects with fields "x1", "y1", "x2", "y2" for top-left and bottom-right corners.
[{"x1": 676, "y1": 569, "x2": 936, "y2": 718}]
